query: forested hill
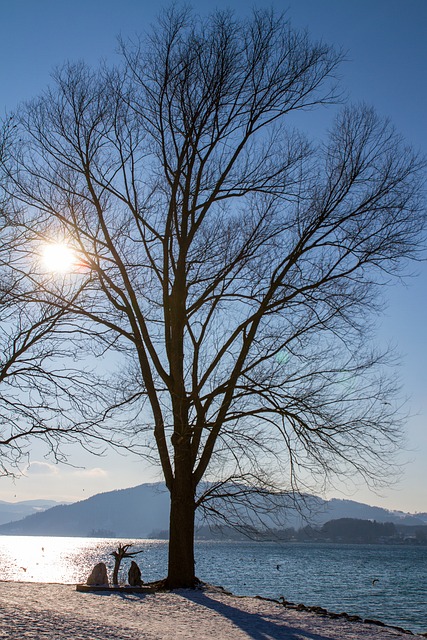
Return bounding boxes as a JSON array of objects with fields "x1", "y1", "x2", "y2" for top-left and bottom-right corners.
[
  {"x1": 0, "y1": 484, "x2": 170, "y2": 538},
  {"x1": 0, "y1": 483, "x2": 425, "y2": 538}
]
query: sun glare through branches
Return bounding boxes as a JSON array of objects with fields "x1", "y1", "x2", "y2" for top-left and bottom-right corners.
[{"x1": 41, "y1": 243, "x2": 76, "y2": 273}]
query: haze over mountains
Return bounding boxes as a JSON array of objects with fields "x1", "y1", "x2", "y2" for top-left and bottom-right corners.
[
  {"x1": 0, "y1": 499, "x2": 66, "y2": 526},
  {"x1": 0, "y1": 483, "x2": 426, "y2": 538}
]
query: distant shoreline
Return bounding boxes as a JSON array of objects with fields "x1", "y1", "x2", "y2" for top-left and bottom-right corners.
[{"x1": 1, "y1": 530, "x2": 425, "y2": 547}]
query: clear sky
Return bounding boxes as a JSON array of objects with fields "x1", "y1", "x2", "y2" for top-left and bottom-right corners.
[{"x1": 0, "y1": 0, "x2": 426, "y2": 512}]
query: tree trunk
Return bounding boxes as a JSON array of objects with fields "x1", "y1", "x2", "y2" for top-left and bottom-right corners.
[{"x1": 166, "y1": 455, "x2": 196, "y2": 588}]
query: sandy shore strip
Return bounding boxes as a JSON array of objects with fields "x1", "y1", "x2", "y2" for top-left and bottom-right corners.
[{"x1": 0, "y1": 581, "x2": 423, "y2": 639}]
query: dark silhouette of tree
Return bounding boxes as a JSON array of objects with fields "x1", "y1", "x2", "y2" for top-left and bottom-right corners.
[
  {"x1": 1, "y1": 7, "x2": 425, "y2": 587},
  {"x1": 110, "y1": 543, "x2": 143, "y2": 585}
]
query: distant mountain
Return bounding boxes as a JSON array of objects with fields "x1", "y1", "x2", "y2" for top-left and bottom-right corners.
[
  {"x1": 0, "y1": 483, "x2": 170, "y2": 537},
  {"x1": 0, "y1": 499, "x2": 66, "y2": 526},
  {"x1": 0, "y1": 483, "x2": 425, "y2": 537}
]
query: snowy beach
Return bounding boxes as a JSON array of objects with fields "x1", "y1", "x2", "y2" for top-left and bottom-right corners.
[{"x1": 0, "y1": 581, "x2": 422, "y2": 639}]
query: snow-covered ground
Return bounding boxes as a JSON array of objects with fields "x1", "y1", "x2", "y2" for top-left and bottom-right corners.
[{"x1": 0, "y1": 581, "x2": 420, "y2": 639}]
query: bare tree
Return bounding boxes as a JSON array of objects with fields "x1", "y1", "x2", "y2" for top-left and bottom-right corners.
[{"x1": 1, "y1": 8, "x2": 425, "y2": 587}]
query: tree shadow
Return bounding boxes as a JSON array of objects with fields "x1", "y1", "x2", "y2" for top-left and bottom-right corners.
[{"x1": 179, "y1": 590, "x2": 333, "y2": 640}]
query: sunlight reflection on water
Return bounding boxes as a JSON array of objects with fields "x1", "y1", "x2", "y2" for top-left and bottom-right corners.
[{"x1": 0, "y1": 536, "x2": 167, "y2": 584}]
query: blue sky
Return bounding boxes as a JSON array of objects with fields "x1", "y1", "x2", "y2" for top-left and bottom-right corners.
[{"x1": 0, "y1": 0, "x2": 426, "y2": 512}]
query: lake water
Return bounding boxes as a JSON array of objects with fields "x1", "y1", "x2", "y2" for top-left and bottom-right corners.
[{"x1": 0, "y1": 536, "x2": 425, "y2": 634}]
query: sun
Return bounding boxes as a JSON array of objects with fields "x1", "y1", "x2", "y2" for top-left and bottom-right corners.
[{"x1": 41, "y1": 242, "x2": 76, "y2": 273}]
